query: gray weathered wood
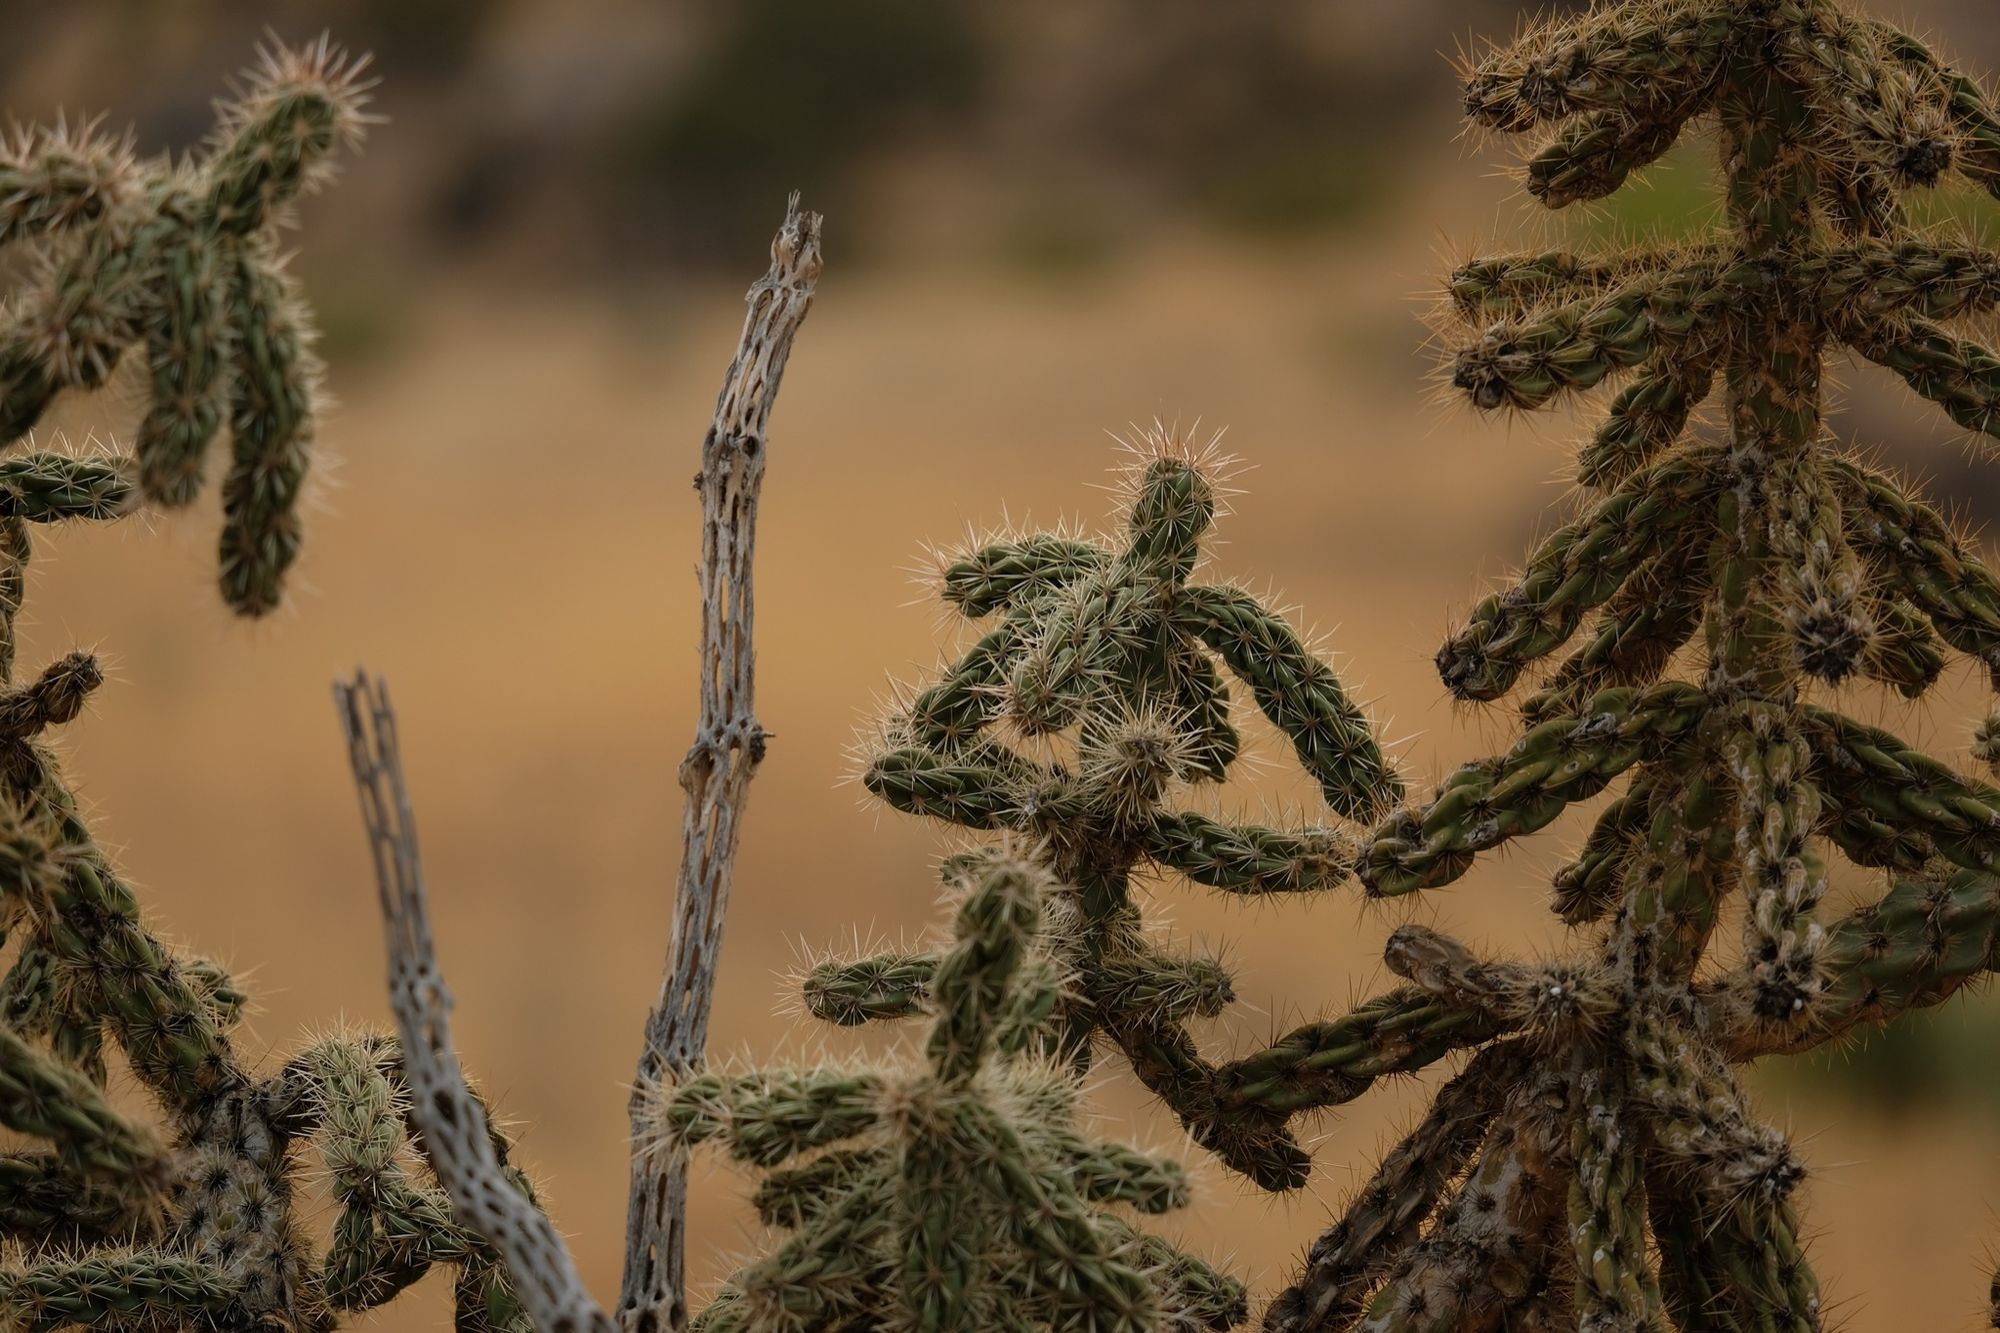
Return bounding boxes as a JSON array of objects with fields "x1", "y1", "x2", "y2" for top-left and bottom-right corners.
[
  {"x1": 617, "y1": 194, "x2": 823, "y2": 1333},
  {"x1": 339, "y1": 197, "x2": 822, "y2": 1333},
  {"x1": 335, "y1": 671, "x2": 615, "y2": 1333}
]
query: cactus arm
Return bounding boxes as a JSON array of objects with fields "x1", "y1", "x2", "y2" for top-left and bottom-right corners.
[
  {"x1": 1727, "y1": 714, "x2": 1831, "y2": 1024},
  {"x1": 1263, "y1": 1042, "x2": 1528, "y2": 1333},
  {"x1": 1462, "y1": 0, "x2": 1733, "y2": 133},
  {"x1": 1814, "y1": 242, "x2": 2000, "y2": 325},
  {"x1": 0, "y1": 125, "x2": 135, "y2": 246},
  {"x1": 137, "y1": 233, "x2": 230, "y2": 508},
  {"x1": 1774, "y1": 6, "x2": 1951, "y2": 191},
  {"x1": 731, "y1": 1168, "x2": 897, "y2": 1329},
  {"x1": 217, "y1": 253, "x2": 316, "y2": 616},
  {"x1": 1446, "y1": 252, "x2": 1646, "y2": 322},
  {"x1": 1574, "y1": 355, "x2": 1718, "y2": 488},
  {"x1": 0, "y1": 938, "x2": 105, "y2": 1086},
  {"x1": 1005, "y1": 571, "x2": 1140, "y2": 736},
  {"x1": 1437, "y1": 454, "x2": 1714, "y2": 701},
  {"x1": 1528, "y1": 103, "x2": 1697, "y2": 209},
  {"x1": 1773, "y1": 458, "x2": 1870, "y2": 683},
  {"x1": 656, "y1": 1070, "x2": 886, "y2": 1169},
  {"x1": 1383, "y1": 924, "x2": 1614, "y2": 1040},
  {"x1": 1832, "y1": 457, "x2": 2000, "y2": 684},
  {"x1": 25, "y1": 773, "x2": 242, "y2": 1109},
  {"x1": 1552, "y1": 778, "x2": 1656, "y2": 924},
  {"x1": 749, "y1": 1146, "x2": 886, "y2": 1230},
  {"x1": 1167, "y1": 640, "x2": 1239, "y2": 780},
  {"x1": 1353, "y1": 1071, "x2": 1570, "y2": 1333},
  {"x1": 1097, "y1": 1220, "x2": 1248, "y2": 1330},
  {"x1": 1877, "y1": 23, "x2": 2000, "y2": 197},
  {"x1": 1144, "y1": 811, "x2": 1352, "y2": 895},
  {"x1": 925, "y1": 857, "x2": 1040, "y2": 1082},
  {"x1": 906, "y1": 605, "x2": 1039, "y2": 751},
  {"x1": 0, "y1": 1251, "x2": 241, "y2": 1333},
  {"x1": 1858, "y1": 597, "x2": 1948, "y2": 697},
  {"x1": 1804, "y1": 706, "x2": 2000, "y2": 875},
  {"x1": 1095, "y1": 1002, "x2": 1308, "y2": 1191},
  {"x1": 1359, "y1": 682, "x2": 1706, "y2": 896},
  {"x1": 803, "y1": 952, "x2": 937, "y2": 1026},
  {"x1": 1215, "y1": 989, "x2": 1506, "y2": 1119},
  {"x1": 1096, "y1": 951, "x2": 1232, "y2": 1024},
  {"x1": 863, "y1": 746, "x2": 1022, "y2": 829},
  {"x1": 1526, "y1": 540, "x2": 1710, "y2": 718},
  {"x1": 1030, "y1": 1131, "x2": 1189, "y2": 1213},
  {"x1": 1567, "y1": 1066, "x2": 1665, "y2": 1333},
  {"x1": 0, "y1": 456, "x2": 133, "y2": 522},
  {"x1": 1175, "y1": 583, "x2": 1401, "y2": 817},
  {"x1": 1451, "y1": 262, "x2": 1735, "y2": 412},
  {"x1": 1848, "y1": 316, "x2": 2000, "y2": 442},
  {"x1": 0, "y1": 1151, "x2": 150, "y2": 1243},
  {"x1": 0, "y1": 1021, "x2": 165, "y2": 1185},
  {"x1": 199, "y1": 38, "x2": 366, "y2": 236},
  {"x1": 1716, "y1": 864, "x2": 2000, "y2": 1058},
  {"x1": 939, "y1": 534, "x2": 1109, "y2": 617}
]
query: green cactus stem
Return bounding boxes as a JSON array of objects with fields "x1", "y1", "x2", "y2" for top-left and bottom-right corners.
[
  {"x1": 0, "y1": 42, "x2": 548, "y2": 1333},
  {"x1": 1271, "y1": 1, "x2": 2000, "y2": 1328},
  {"x1": 839, "y1": 432, "x2": 1401, "y2": 1191},
  {"x1": 658, "y1": 847, "x2": 1248, "y2": 1333}
]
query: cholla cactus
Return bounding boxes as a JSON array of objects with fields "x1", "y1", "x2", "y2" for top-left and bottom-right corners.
[
  {"x1": 0, "y1": 35, "x2": 367, "y2": 614},
  {"x1": 0, "y1": 44, "x2": 536, "y2": 1333},
  {"x1": 1265, "y1": 3, "x2": 2000, "y2": 1330},
  {"x1": 653, "y1": 846, "x2": 1249, "y2": 1333},
  {"x1": 829, "y1": 432, "x2": 1403, "y2": 1193}
]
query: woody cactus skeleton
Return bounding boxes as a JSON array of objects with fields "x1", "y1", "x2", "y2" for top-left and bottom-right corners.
[
  {"x1": 1266, "y1": 2, "x2": 2000, "y2": 1330},
  {"x1": 0, "y1": 44, "x2": 539, "y2": 1333},
  {"x1": 838, "y1": 438, "x2": 1404, "y2": 1192}
]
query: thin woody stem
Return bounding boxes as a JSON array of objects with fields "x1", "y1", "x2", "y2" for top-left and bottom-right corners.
[{"x1": 618, "y1": 196, "x2": 824, "y2": 1333}]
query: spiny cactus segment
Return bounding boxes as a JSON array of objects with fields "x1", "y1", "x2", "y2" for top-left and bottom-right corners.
[
  {"x1": 0, "y1": 43, "x2": 537, "y2": 1333},
  {"x1": 655, "y1": 846, "x2": 1249, "y2": 1332},
  {"x1": 1266, "y1": 2, "x2": 2000, "y2": 1330},
  {"x1": 0, "y1": 35, "x2": 370, "y2": 615},
  {"x1": 837, "y1": 430, "x2": 1402, "y2": 1192}
]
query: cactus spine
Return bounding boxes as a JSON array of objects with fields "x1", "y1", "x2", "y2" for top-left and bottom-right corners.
[
  {"x1": 0, "y1": 42, "x2": 538, "y2": 1333},
  {"x1": 1265, "y1": 3, "x2": 2000, "y2": 1330}
]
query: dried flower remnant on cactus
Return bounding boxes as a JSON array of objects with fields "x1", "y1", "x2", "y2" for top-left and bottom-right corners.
[
  {"x1": 655, "y1": 846, "x2": 1248, "y2": 1333},
  {"x1": 830, "y1": 428, "x2": 1405, "y2": 1194},
  {"x1": 1262, "y1": 0, "x2": 2000, "y2": 1329},
  {"x1": 0, "y1": 41, "x2": 540, "y2": 1333}
]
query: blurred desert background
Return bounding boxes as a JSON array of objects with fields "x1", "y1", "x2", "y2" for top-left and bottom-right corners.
[{"x1": 8, "y1": 1, "x2": 2000, "y2": 1328}]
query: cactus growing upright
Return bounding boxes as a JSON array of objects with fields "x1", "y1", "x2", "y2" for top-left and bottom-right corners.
[
  {"x1": 818, "y1": 432, "x2": 1407, "y2": 1194},
  {"x1": 656, "y1": 845, "x2": 1249, "y2": 1332},
  {"x1": 0, "y1": 42, "x2": 542, "y2": 1333},
  {"x1": 1263, "y1": 3, "x2": 2000, "y2": 1330}
]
